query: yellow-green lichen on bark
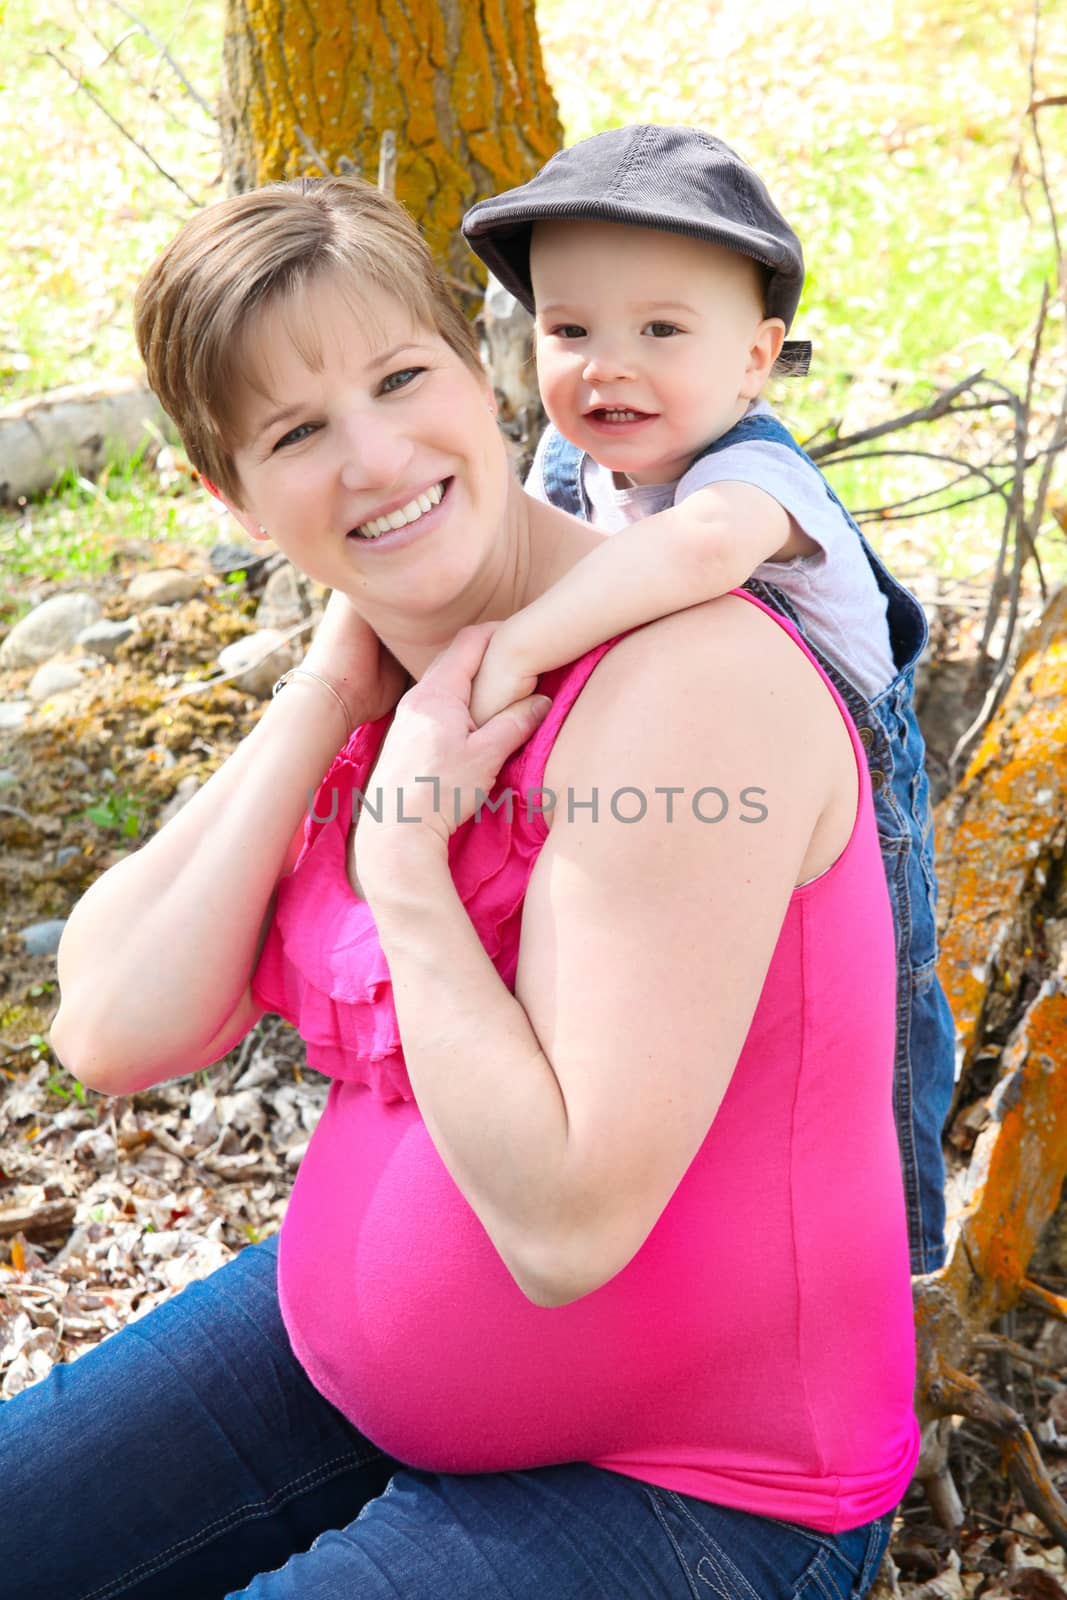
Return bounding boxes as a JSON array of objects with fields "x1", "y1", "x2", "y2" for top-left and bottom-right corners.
[{"x1": 220, "y1": 0, "x2": 563, "y2": 288}]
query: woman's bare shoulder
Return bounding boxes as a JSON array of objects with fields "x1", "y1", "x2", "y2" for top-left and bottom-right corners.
[{"x1": 548, "y1": 593, "x2": 843, "y2": 780}]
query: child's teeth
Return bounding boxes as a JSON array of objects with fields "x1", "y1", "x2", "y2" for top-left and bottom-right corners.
[{"x1": 355, "y1": 481, "x2": 443, "y2": 539}]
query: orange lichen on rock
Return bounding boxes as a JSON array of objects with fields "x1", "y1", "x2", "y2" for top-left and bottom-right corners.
[
  {"x1": 936, "y1": 589, "x2": 1067, "y2": 1067},
  {"x1": 951, "y1": 977, "x2": 1067, "y2": 1318}
]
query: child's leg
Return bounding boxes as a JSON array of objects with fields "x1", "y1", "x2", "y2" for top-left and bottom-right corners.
[
  {"x1": 0, "y1": 1235, "x2": 394, "y2": 1600},
  {"x1": 876, "y1": 674, "x2": 956, "y2": 1276},
  {"x1": 906, "y1": 965, "x2": 957, "y2": 1271}
]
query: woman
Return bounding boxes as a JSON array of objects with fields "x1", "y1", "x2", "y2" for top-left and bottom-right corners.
[{"x1": 2, "y1": 177, "x2": 918, "y2": 1599}]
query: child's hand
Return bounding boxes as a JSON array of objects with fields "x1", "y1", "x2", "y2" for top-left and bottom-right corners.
[
  {"x1": 469, "y1": 621, "x2": 541, "y2": 727},
  {"x1": 357, "y1": 624, "x2": 552, "y2": 864}
]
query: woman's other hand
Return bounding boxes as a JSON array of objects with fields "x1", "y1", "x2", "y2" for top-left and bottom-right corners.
[
  {"x1": 301, "y1": 590, "x2": 408, "y2": 728},
  {"x1": 357, "y1": 624, "x2": 551, "y2": 859}
]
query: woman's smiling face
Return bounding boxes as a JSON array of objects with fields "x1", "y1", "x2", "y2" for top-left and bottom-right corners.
[{"x1": 226, "y1": 270, "x2": 509, "y2": 623}]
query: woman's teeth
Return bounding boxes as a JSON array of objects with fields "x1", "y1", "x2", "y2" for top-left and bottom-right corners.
[{"x1": 353, "y1": 481, "x2": 444, "y2": 539}]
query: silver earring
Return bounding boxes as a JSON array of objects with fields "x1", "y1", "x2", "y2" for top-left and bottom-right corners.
[{"x1": 258, "y1": 525, "x2": 267, "y2": 534}]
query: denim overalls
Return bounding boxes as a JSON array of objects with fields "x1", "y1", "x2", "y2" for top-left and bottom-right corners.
[{"x1": 540, "y1": 414, "x2": 956, "y2": 1273}]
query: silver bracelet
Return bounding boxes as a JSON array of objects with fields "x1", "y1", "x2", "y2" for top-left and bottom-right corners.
[{"x1": 271, "y1": 668, "x2": 351, "y2": 738}]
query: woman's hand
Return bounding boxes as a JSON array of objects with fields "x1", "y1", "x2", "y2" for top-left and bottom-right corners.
[
  {"x1": 356, "y1": 623, "x2": 551, "y2": 862},
  {"x1": 301, "y1": 589, "x2": 408, "y2": 728}
]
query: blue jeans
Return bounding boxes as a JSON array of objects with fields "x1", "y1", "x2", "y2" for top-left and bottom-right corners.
[{"x1": 0, "y1": 1237, "x2": 893, "y2": 1599}]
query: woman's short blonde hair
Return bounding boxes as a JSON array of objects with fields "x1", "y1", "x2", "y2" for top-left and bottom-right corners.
[{"x1": 134, "y1": 177, "x2": 484, "y2": 504}]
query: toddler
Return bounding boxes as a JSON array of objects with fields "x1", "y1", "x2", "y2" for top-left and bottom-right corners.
[{"x1": 462, "y1": 124, "x2": 955, "y2": 1273}]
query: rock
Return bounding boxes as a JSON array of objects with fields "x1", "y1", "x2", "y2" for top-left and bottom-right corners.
[
  {"x1": 157, "y1": 774, "x2": 200, "y2": 828},
  {"x1": 0, "y1": 377, "x2": 172, "y2": 505},
  {"x1": 217, "y1": 629, "x2": 297, "y2": 698},
  {"x1": 210, "y1": 541, "x2": 257, "y2": 574},
  {"x1": 19, "y1": 919, "x2": 67, "y2": 957},
  {"x1": 126, "y1": 569, "x2": 202, "y2": 607},
  {"x1": 144, "y1": 744, "x2": 177, "y2": 770},
  {"x1": 0, "y1": 702, "x2": 31, "y2": 729},
  {"x1": 76, "y1": 616, "x2": 139, "y2": 661},
  {"x1": 0, "y1": 592, "x2": 101, "y2": 668},
  {"x1": 254, "y1": 563, "x2": 305, "y2": 630},
  {"x1": 28, "y1": 660, "x2": 86, "y2": 703},
  {"x1": 55, "y1": 846, "x2": 81, "y2": 867}
]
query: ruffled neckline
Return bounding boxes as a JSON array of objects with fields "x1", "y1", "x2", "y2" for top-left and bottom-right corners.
[{"x1": 253, "y1": 646, "x2": 619, "y2": 1101}]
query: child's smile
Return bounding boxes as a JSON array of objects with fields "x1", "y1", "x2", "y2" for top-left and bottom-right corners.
[{"x1": 531, "y1": 221, "x2": 783, "y2": 487}]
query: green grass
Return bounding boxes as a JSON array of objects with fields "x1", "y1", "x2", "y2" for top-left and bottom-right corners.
[
  {"x1": 0, "y1": 449, "x2": 226, "y2": 625},
  {"x1": 0, "y1": 0, "x2": 220, "y2": 399},
  {"x1": 1, "y1": 0, "x2": 1065, "y2": 588}
]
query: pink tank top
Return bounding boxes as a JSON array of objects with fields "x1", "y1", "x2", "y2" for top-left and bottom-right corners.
[{"x1": 252, "y1": 594, "x2": 920, "y2": 1533}]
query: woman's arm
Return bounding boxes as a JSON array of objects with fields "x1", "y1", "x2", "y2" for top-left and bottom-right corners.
[
  {"x1": 52, "y1": 593, "x2": 406, "y2": 1095},
  {"x1": 468, "y1": 482, "x2": 815, "y2": 725},
  {"x1": 358, "y1": 598, "x2": 855, "y2": 1306}
]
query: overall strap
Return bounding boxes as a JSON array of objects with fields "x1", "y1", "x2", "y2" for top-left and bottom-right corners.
[
  {"x1": 693, "y1": 415, "x2": 928, "y2": 677},
  {"x1": 538, "y1": 426, "x2": 590, "y2": 518}
]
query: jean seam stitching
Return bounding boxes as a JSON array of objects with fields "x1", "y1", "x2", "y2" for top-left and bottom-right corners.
[
  {"x1": 809, "y1": 1552, "x2": 839, "y2": 1600},
  {"x1": 660, "y1": 1491, "x2": 762, "y2": 1600},
  {"x1": 647, "y1": 1489, "x2": 702, "y2": 1600},
  {"x1": 76, "y1": 1448, "x2": 378, "y2": 1600}
]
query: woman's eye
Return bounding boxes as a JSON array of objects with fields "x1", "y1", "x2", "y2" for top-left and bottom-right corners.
[
  {"x1": 644, "y1": 321, "x2": 681, "y2": 338},
  {"x1": 380, "y1": 366, "x2": 424, "y2": 394},
  {"x1": 273, "y1": 422, "x2": 317, "y2": 450}
]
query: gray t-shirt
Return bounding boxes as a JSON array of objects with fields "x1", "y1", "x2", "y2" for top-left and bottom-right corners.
[{"x1": 526, "y1": 403, "x2": 896, "y2": 699}]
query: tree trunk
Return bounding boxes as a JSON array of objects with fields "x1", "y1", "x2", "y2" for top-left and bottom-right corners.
[{"x1": 219, "y1": 0, "x2": 563, "y2": 290}]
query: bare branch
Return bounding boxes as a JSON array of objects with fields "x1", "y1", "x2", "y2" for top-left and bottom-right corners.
[
  {"x1": 293, "y1": 126, "x2": 334, "y2": 177},
  {"x1": 42, "y1": 47, "x2": 200, "y2": 207},
  {"x1": 1027, "y1": 0, "x2": 1064, "y2": 282},
  {"x1": 165, "y1": 620, "x2": 316, "y2": 702},
  {"x1": 71, "y1": 1, "x2": 217, "y2": 143},
  {"x1": 854, "y1": 486, "x2": 1008, "y2": 526},
  {"x1": 100, "y1": 0, "x2": 217, "y2": 120},
  {"x1": 825, "y1": 445, "x2": 1012, "y2": 493},
  {"x1": 806, "y1": 371, "x2": 990, "y2": 460},
  {"x1": 377, "y1": 129, "x2": 397, "y2": 196}
]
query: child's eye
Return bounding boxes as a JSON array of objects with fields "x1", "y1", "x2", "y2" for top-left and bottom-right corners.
[
  {"x1": 643, "y1": 321, "x2": 682, "y2": 338},
  {"x1": 548, "y1": 324, "x2": 587, "y2": 340},
  {"x1": 380, "y1": 366, "x2": 425, "y2": 394},
  {"x1": 273, "y1": 422, "x2": 318, "y2": 451}
]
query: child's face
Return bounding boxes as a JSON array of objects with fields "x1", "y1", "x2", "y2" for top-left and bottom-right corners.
[{"x1": 530, "y1": 221, "x2": 784, "y2": 486}]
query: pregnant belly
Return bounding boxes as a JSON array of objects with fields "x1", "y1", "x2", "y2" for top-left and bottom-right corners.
[{"x1": 276, "y1": 1081, "x2": 737, "y2": 1473}]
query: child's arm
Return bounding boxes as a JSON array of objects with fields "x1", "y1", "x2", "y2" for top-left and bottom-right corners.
[{"x1": 469, "y1": 481, "x2": 818, "y2": 725}]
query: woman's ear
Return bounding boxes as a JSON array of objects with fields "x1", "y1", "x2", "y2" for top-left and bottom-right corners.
[
  {"x1": 201, "y1": 476, "x2": 271, "y2": 543},
  {"x1": 742, "y1": 318, "x2": 786, "y2": 397}
]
